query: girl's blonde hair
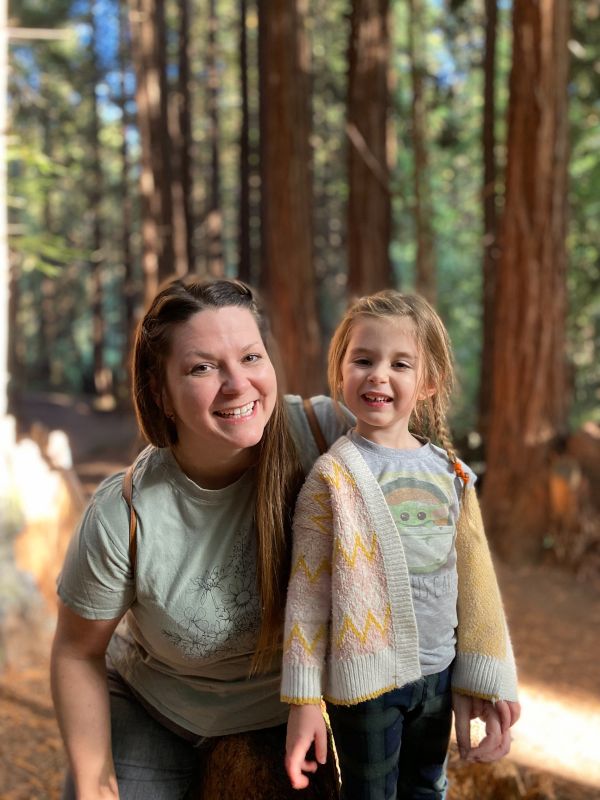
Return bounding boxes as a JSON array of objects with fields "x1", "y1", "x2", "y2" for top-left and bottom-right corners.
[
  {"x1": 328, "y1": 290, "x2": 462, "y2": 466},
  {"x1": 132, "y1": 276, "x2": 304, "y2": 673}
]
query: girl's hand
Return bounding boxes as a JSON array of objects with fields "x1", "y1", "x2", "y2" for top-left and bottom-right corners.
[
  {"x1": 453, "y1": 692, "x2": 516, "y2": 762},
  {"x1": 285, "y1": 704, "x2": 328, "y2": 789}
]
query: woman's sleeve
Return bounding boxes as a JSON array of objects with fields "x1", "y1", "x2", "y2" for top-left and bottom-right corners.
[
  {"x1": 453, "y1": 486, "x2": 519, "y2": 702},
  {"x1": 57, "y1": 493, "x2": 135, "y2": 620},
  {"x1": 281, "y1": 461, "x2": 334, "y2": 704}
]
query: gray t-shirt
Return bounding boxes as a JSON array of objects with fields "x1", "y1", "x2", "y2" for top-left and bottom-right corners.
[
  {"x1": 348, "y1": 430, "x2": 476, "y2": 676},
  {"x1": 57, "y1": 395, "x2": 351, "y2": 737}
]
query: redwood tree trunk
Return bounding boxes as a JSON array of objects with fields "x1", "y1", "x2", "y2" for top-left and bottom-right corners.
[
  {"x1": 129, "y1": 0, "x2": 174, "y2": 306},
  {"x1": 238, "y1": 0, "x2": 251, "y2": 283},
  {"x1": 118, "y1": 0, "x2": 136, "y2": 395},
  {"x1": 407, "y1": 0, "x2": 435, "y2": 304},
  {"x1": 258, "y1": 0, "x2": 322, "y2": 395},
  {"x1": 206, "y1": 0, "x2": 224, "y2": 277},
  {"x1": 482, "y1": 0, "x2": 570, "y2": 561},
  {"x1": 478, "y1": 0, "x2": 498, "y2": 441},
  {"x1": 347, "y1": 0, "x2": 391, "y2": 297},
  {"x1": 170, "y1": 0, "x2": 194, "y2": 277},
  {"x1": 90, "y1": 2, "x2": 110, "y2": 398}
]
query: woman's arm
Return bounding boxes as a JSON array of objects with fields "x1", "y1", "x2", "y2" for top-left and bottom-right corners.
[{"x1": 51, "y1": 600, "x2": 123, "y2": 800}]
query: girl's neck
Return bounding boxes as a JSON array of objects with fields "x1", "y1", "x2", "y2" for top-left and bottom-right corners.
[{"x1": 354, "y1": 423, "x2": 423, "y2": 451}]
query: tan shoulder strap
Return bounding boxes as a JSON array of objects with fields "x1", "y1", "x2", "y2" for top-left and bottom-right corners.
[
  {"x1": 122, "y1": 462, "x2": 138, "y2": 574},
  {"x1": 302, "y1": 397, "x2": 327, "y2": 455}
]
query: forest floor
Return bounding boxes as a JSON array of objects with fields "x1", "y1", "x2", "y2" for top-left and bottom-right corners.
[{"x1": 1, "y1": 393, "x2": 599, "y2": 800}]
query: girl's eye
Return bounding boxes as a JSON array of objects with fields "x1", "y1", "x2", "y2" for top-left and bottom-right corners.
[
  {"x1": 393, "y1": 361, "x2": 411, "y2": 370},
  {"x1": 354, "y1": 358, "x2": 371, "y2": 366}
]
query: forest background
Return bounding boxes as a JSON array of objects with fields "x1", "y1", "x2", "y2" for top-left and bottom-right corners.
[
  {"x1": 3, "y1": 0, "x2": 599, "y2": 561},
  {"x1": 0, "y1": 1, "x2": 599, "y2": 797}
]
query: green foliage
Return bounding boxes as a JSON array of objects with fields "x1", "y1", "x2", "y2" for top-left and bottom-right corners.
[{"x1": 5, "y1": 0, "x2": 599, "y2": 433}]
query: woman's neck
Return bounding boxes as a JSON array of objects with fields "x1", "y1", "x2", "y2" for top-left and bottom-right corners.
[{"x1": 170, "y1": 441, "x2": 257, "y2": 489}]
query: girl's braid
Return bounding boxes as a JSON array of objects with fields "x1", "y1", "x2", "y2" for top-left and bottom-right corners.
[{"x1": 431, "y1": 393, "x2": 470, "y2": 488}]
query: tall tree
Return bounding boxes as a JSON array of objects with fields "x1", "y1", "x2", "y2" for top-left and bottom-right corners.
[
  {"x1": 205, "y1": 0, "x2": 224, "y2": 276},
  {"x1": 238, "y1": 0, "x2": 251, "y2": 282},
  {"x1": 118, "y1": 0, "x2": 137, "y2": 393},
  {"x1": 407, "y1": 0, "x2": 435, "y2": 303},
  {"x1": 129, "y1": 0, "x2": 174, "y2": 306},
  {"x1": 478, "y1": 0, "x2": 499, "y2": 440},
  {"x1": 346, "y1": 0, "x2": 391, "y2": 297},
  {"x1": 89, "y1": 1, "x2": 110, "y2": 398},
  {"x1": 169, "y1": 0, "x2": 194, "y2": 276},
  {"x1": 0, "y1": 0, "x2": 7, "y2": 418},
  {"x1": 482, "y1": 0, "x2": 571, "y2": 561},
  {"x1": 258, "y1": 0, "x2": 322, "y2": 395}
]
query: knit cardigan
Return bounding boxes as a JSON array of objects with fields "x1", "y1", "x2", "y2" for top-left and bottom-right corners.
[{"x1": 281, "y1": 436, "x2": 518, "y2": 706}]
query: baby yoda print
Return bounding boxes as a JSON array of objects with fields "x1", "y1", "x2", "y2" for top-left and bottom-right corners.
[{"x1": 383, "y1": 475, "x2": 455, "y2": 575}]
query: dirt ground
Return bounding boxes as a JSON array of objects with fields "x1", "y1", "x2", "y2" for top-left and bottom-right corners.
[{"x1": 1, "y1": 394, "x2": 599, "y2": 799}]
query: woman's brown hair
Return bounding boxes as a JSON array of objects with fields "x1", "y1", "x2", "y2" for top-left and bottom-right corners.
[{"x1": 132, "y1": 276, "x2": 304, "y2": 672}]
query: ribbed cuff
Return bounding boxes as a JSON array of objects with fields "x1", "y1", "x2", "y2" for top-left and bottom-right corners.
[{"x1": 280, "y1": 663, "x2": 323, "y2": 704}]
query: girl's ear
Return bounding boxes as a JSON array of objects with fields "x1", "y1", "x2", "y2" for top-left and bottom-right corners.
[{"x1": 418, "y1": 379, "x2": 436, "y2": 401}]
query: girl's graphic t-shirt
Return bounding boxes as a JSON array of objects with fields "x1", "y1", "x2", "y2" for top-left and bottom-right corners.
[{"x1": 348, "y1": 430, "x2": 476, "y2": 675}]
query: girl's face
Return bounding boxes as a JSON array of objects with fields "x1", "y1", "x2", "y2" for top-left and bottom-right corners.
[
  {"x1": 161, "y1": 306, "x2": 277, "y2": 474},
  {"x1": 341, "y1": 315, "x2": 426, "y2": 449}
]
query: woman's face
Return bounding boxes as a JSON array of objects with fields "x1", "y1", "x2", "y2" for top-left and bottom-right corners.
[{"x1": 161, "y1": 306, "x2": 278, "y2": 465}]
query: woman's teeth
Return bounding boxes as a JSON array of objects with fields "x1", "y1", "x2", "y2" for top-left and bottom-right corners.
[{"x1": 215, "y1": 401, "x2": 255, "y2": 418}]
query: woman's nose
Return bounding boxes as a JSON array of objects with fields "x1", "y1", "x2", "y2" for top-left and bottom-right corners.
[{"x1": 221, "y1": 366, "x2": 249, "y2": 394}]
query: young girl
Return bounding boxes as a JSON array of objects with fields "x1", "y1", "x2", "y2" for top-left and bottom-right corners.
[{"x1": 281, "y1": 291, "x2": 520, "y2": 799}]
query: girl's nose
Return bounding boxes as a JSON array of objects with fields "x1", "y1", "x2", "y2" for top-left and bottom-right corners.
[{"x1": 368, "y1": 368, "x2": 387, "y2": 384}]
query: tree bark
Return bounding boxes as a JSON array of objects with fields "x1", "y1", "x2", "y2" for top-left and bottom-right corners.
[
  {"x1": 118, "y1": 0, "x2": 137, "y2": 396},
  {"x1": 206, "y1": 0, "x2": 224, "y2": 277},
  {"x1": 482, "y1": 0, "x2": 571, "y2": 561},
  {"x1": 129, "y1": 0, "x2": 174, "y2": 307},
  {"x1": 238, "y1": 0, "x2": 251, "y2": 283},
  {"x1": 478, "y1": 0, "x2": 498, "y2": 441},
  {"x1": 347, "y1": 0, "x2": 391, "y2": 297},
  {"x1": 170, "y1": 0, "x2": 194, "y2": 277},
  {"x1": 258, "y1": 0, "x2": 322, "y2": 395},
  {"x1": 407, "y1": 0, "x2": 435, "y2": 304},
  {"x1": 89, "y1": 2, "x2": 110, "y2": 399}
]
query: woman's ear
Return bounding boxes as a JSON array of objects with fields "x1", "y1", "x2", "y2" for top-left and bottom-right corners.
[{"x1": 150, "y1": 375, "x2": 172, "y2": 418}]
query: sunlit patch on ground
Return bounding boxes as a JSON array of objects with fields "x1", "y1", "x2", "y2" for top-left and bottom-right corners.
[{"x1": 508, "y1": 683, "x2": 600, "y2": 788}]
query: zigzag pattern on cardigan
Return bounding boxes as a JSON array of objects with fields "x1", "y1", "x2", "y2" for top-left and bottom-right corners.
[{"x1": 281, "y1": 436, "x2": 519, "y2": 707}]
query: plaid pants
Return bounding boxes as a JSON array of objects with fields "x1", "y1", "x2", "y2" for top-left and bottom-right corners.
[{"x1": 327, "y1": 666, "x2": 452, "y2": 800}]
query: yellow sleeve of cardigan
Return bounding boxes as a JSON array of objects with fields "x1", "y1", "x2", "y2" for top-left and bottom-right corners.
[{"x1": 455, "y1": 486, "x2": 507, "y2": 659}]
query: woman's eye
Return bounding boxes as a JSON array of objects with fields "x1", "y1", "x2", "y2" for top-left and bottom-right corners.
[
  {"x1": 243, "y1": 353, "x2": 262, "y2": 364},
  {"x1": 190, "y1": 363, "x2": 212, "y2": 374}
]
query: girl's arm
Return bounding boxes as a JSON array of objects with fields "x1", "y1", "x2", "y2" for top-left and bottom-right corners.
[{"x1": 51, "y1": 600, "x2": 124, "y2": 800}]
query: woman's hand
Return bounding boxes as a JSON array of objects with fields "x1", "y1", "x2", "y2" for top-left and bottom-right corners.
[
  {"x1": 285, "y1": 704, "x2": 328, "y2": 789},
  {"x1": 452, "y1": 692, "x2": 519, "y2": 763}
]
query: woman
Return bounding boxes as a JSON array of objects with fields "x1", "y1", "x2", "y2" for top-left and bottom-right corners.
[{"x1": 51, "y1": 277, "x2": 350, "y2": 799}]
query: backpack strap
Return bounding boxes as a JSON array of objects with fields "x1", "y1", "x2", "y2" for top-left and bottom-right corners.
[
  {"x1": 302, "y1": 397, "x2": 327, "y2": 456},
  {"x1": 122, "y1": 462, "x2": 138, "y2": 574}
]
